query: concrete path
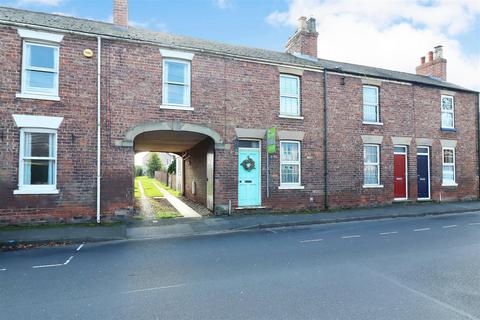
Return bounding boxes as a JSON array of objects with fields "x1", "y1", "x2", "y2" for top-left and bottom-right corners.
[
  {"x1": 151, "y1": 181, "x2": 202, "y2": 218},
  {"x1": 136, "y1": 180, "x2": 155, "y2": 220}
]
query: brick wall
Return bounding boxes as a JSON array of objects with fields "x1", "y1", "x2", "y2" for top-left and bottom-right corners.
[
  {"x1": 0, "y1": 23, "x2": 478, "y2": 224},
  {"x1": 326, "y1": 72, "x2": 478, "y2": 208},
  {"x1": 0, "y1": 26, "x2": 98, "y2": 224},
  {"x1": 183, "y1": 138, "x2": 212, "y2": 206}
]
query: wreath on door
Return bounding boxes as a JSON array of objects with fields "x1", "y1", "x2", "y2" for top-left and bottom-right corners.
[{"x1": 241, "y1": 156, "x2": 256, "y2": 172}]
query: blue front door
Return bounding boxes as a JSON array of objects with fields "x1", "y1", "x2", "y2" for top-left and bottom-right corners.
[
  {"x1": 238, "y1": 149, "x2": 261, "y2": 207},
  {"x1": 417, "y1": 148, "x2": 430, "y2": 199}
]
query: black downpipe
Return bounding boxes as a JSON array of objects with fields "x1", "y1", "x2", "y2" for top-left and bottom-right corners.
[{"x1": 323, "y1": 71, "x2": 328, "y2": 210}]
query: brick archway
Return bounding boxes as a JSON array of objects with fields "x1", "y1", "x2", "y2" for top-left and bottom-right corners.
[{"x1": 115, "y1": 120, "x2": 224, "y2": 149}]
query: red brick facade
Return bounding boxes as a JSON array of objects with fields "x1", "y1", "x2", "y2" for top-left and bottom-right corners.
[{"x1": 0, "y1": 18, "x2": 478, "y2": 224}]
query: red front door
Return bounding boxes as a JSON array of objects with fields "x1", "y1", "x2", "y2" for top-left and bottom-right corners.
[{"x1": 394, "y1": 153, "x2": 407, "y2": 199}]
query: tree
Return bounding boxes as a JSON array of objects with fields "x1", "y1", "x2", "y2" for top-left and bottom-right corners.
[
  {"x1": 134, "y1": 165, "x2": 143, "y2": 177},
  {"x1": 146, "y1": 153, "x2": 162, "y2": 178},
  {"x1": 167, "y1": 158, "x2": 176, "y2": 175}
]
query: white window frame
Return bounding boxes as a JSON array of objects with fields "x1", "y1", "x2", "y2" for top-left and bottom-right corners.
[
  {"x1": 14, "y1": 128, "x2": 59, "y2": 194},
  {"x1": 362, "y1": 85, "x2": 381, "y2": 124},
  {"x1": 442, "y1": 147, "x2": 457, "y2": 186},
  {"x1": 19, "y1": 41, "x2": 60, "y2": 100},
  {"x1": 279, "y1": 140, "x2": 304, "y2": 189},
  {"x1": 279, "y1": 74, "x2": 301, "y2": 117},
  {"x1": 441, "y1": 95, "x2": 455, "y2": 129},
  {"x1": 162, "y1": 58, "x2": 191, "y2": 109},
  {"x1": 363, "y1": 144, "x2": 382, "y2": 188}
]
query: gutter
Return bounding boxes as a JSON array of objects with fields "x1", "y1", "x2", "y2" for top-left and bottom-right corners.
[{"x1": 96, "y1": 36, "x2": 102, "y2": 223}]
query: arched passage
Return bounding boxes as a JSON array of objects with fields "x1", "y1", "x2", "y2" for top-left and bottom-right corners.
[
  {"x1": 115, "y1": 120, "x2": 224, "y2": 149},
  {"x1": 119, "y1": 121, "x2": 222, "y2": 216}
]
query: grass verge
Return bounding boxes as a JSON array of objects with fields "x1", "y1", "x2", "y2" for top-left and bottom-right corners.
[
  {"x1": 134, "y1": 178, "x2": 141, "y2": 199},
  {"x1": 136, "y1": 176, "x2": 163, "y2": 198},
  {"x1": 148, "y1": 198, "x2": 181, "y2": 219},
  {"x1": 154, "y1": 181, "x2": 182, "y2": 197}
]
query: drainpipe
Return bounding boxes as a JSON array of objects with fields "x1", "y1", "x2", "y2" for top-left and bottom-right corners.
[
  {"x1": 323, "y1": 70, "x2": 328, "y2": 210},
  {"x1": 96, "y1": 36, "x2": 102, "y2": 223}
]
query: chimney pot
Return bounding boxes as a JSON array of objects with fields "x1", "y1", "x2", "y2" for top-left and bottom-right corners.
[
  {"x1": 434, "y1": 45, "x2": 443, "y2": 59},
  {"x1": 113, "y1": 0, "x2": 128, "y2": 27},
  {"x1": 298, "y1": 16, "x2": 307, "y2": 31},
  {"x1": 306, "y1": 17, "x2": 316, "y2": 33},
  {"x1": 428, "y1": 51, "x2": 433, "y2": 62}
]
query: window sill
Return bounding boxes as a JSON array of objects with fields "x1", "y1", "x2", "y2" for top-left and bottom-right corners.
[
  {"x1": 279, "y1": 115, "x2": 304, "y2": 120},
  {"x1": 363, "y1": 121, "x2": 383, "y2": 126},
  {"x1": 14, "y1": 188, "x2": 59, "y2": 195},
  {"x1": 278, "y1": 185, "x2": 305, "y2": 190},
  {"x1": 16, "y1": 92, "x2": 60, "y2": 101},
  {"x1": 363, "y1": 184, "x2": 384, "y2": 189},
  {"x1": 441, "y1": 127, "x2": 457, "y2": 132},
  {"x1": 442, "y1": 182, "x2": 458, "y2": 187},
  {"x1": 160, "y1": 105, "x2": 194, "y2": 111}
]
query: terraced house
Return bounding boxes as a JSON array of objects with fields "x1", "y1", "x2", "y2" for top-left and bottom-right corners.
[{"x1": 0, "y1": 1, "x2": 478, "y2": 224}]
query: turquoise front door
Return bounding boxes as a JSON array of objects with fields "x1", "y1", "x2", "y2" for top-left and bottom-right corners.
[{"x1": 238, "y1": 148, "x2": 261, "y2": 207}]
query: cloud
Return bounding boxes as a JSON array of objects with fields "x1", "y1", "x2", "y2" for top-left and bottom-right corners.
[
  {"x1": 213, "y1": 0, "x2": 230, "y2": 9},
  {"x1": 267, "y1": 0, "x2": 480, "y2": 90},
  {"x1": 16, "y1": 0, "x2": 63, "y2": 6}
]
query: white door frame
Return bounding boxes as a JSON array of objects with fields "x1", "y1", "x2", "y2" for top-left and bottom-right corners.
[
  {"x1": 417, "y1": 146, "x2": 431, "y2": 200},
  {"x1": 238, "y1": 139, "x2": 262, "y2": 207},
  {"x1": 394, "y1": 145, "x2": 408, "y2": 201}
]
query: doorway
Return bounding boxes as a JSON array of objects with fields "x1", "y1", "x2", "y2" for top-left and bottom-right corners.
[
  {"x1": 393, "y1": 145, "x2": 408, "y2": 200},
  {"x1": 238, "y1": 140, "x2": 261, "y2": 207},
  {"x1": 417, "y1": 146, "x2": 431, "y2": 200}
]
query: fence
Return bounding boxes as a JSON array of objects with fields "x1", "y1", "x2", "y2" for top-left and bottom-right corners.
[{"x1": 154, "y1": 171, "x2": 177, "y2": 190}]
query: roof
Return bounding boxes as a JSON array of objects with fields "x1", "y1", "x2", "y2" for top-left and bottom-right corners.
[{"x1": 0, "y1": 6, "x2": 475, "y2": 93}]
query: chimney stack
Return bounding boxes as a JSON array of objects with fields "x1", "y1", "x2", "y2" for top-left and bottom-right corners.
[
  {"x1": 285, "y1": 16, "x2": 318, "y2": 59},
  {"x1": 415, "y1": 45, "x2": 447, "y2": 81},
  {"x1": 113, "y1": 0, "x2": 128, "y2": 27}
]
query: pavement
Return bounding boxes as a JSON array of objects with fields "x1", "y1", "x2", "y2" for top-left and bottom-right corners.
[
  {"x1": 1, "y1": 211, "x2": 480, "y2": 319},
  {"x1": 1, "y1": 200, "x2": 480, "y2": 243},
  {"x1": 127, "y1": 200, "x2": 480, "y2": 240}
]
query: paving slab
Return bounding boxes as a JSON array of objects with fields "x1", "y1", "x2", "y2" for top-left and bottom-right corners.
[{"x1": 126, "y1": 200, "x2": 480, "y2": 240}]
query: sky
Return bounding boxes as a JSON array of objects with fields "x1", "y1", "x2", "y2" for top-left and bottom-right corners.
[{"x1": 1, "y1": 0, "x2": 479, "y2": 91}]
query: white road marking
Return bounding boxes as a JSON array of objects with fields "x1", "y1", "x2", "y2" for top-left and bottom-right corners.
[
  {"x1": 32, "y1": 263, "x2": 64, "y2": 269},
  {"x1": 0, "y1": 268, "x2": 6, "y2": 272},
  {"x1": 442, "y1": 225, "x2": 458, "y2": 228},
  {"x1": 64, "y1": 256, "x2": 74, "y2": 265},
  {"x1": 468, "y1": 222, "x2": 480, "y2": 226},
  {"x1": 267, "y1": 229, "x2": 277, "y2": 234},
  {"x1": 414, "y1": 228, "x2": 431, "y2": 232},
  {"x1": 342, "y1": 235, "x2": 361, "y2": 239},
  {"x1": 124, "y1": 283, "x2": 186, "y2": 294},
  {"x1": 300, "y1": 238, "x2": 323, "y2": 243},
  {"x1": 379, "y1": 231, "x2": 398, "y2": 235},
  {"x1": 76, "y1": 243, "x2": 84, "y2": 251},
  {"x1": 32, "y1": 255, "x2": 74, "y2": 269}
]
